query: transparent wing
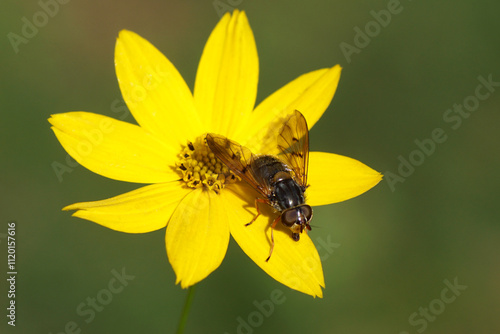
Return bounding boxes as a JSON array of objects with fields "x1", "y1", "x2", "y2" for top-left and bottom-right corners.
[
  {"x1": 206, "y1": 134, "x2": 271, "y2": 198},
  {"x1": 276, "y1": 110, "x2": 310, "y2": 187}
]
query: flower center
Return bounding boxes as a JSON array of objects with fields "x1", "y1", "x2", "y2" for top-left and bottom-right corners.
[{"x1": 176, "y1": 136, "x2": 238, "y2": 194}]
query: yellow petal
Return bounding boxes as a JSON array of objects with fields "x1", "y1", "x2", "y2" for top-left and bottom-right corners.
[
  {"x1": 115, "y1": 30, "x2": 203, "y2": 146},
  {"x1": 49, "y1": 112, "x2": 179, "y2": 183},
  {"x1": 307, "y1": 152, "x2": 382, "y2": 206},
  {"x1": 226, "y1": 184, "x2": 324, "y2": 297},
  {"x1": 166, "y1": 188, "x2": 230, "y2": 288},
  {"x1": 239, "y1": 65, "x2": 342, "y2": 153},
  {"x1": 63, "y1": 181, "x2": 190, "y2": 233},
  {"x1": 194, "y1": 10, "x2": 258, "y2": 138}
]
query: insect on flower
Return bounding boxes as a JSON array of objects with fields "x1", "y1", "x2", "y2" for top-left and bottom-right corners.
[{"x1": 206, "y1": 110, "x2": 312, "y2": 262}]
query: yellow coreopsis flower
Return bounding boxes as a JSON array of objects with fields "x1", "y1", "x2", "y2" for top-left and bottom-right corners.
[{"x1": 49, "y1": 10, "x2": 381, "y2": 298}]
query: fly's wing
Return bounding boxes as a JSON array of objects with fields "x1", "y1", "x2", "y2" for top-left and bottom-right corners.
[
  {"x1": 206, "y1": 134, "x2": 271, "y2": 198},
  {"x1": 276, "y1": 110, "x2": 310, "y2": 187}
]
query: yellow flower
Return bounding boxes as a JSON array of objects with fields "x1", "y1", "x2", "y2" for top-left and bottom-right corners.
[{"x1": 49, "y1": 10, "x2": 381, "y2": 298}]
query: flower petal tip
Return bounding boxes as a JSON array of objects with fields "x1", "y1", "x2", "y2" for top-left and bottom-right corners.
[
  {"x1": 175, "y1": 275, "x2": 198, "y2": 290},
  {"x1": 62, "y1": 204, "x2": 74, "y2": 211},
  {"x1": 47, "y1": 113, "x2": 63, "y2": 126},
  {"x1": 372, "y1": 171, "x2": 384, "y2": 185},
  {"x1": 117, "y1": 29, "x2": 133, "y2": 39}
]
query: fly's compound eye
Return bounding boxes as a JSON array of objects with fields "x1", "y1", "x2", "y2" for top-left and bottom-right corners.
[
  {"x1": 282, "y1": 205, "x2": 313, "y2": 227},
  {"x1": 282, "y1": 209, "x2": 299, "y2": 227},
  {"x1": 300, "y1": 205, "x2": 313, "y2": 223}
]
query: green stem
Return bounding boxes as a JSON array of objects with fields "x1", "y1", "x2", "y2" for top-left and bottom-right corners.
[{"x1": 176, "y1": 284, "x2": 197, "y2": 334}]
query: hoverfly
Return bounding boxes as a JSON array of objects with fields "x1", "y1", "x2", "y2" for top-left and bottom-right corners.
[{"x1": 206, "y1": 110, "x2": 312, "y2": 261}]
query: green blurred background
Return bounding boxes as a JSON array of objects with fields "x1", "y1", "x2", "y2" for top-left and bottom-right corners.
[{"x1": 1, "y1": 0, "x2": 499, "y2": 333}]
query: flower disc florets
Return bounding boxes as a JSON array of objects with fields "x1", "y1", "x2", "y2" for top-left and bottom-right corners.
[{"x1": 177, "y1": 136, "x2": 238, "y2": 193}]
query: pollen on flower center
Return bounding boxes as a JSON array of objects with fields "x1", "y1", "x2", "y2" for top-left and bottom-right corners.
[{"x1": 176, "y1": 136, "x2": 238, "y2": 194}]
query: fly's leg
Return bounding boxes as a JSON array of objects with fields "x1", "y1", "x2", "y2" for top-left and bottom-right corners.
[
  {"x1": 265, "y1": 215, "x2": 281, "y2": 262},
  {"x1": 245, "y1": 198, "x2": 268, "y2": 226},
  {"x1": 244, "y1": 198, "x2": 278, "y2": 262}
]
